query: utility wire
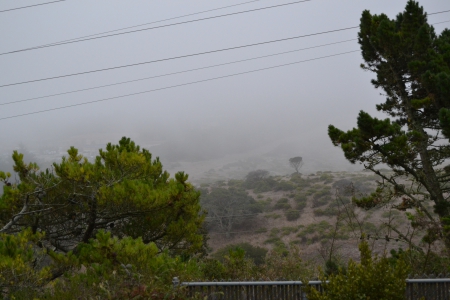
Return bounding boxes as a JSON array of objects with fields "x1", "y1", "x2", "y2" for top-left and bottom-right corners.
[
  {"x1": 433, "y1": 20, "x2": 450, "y2": 25},
  {"x1": 0, "y1": 0, "x2": 310, "y2": 56},
  {"x1": 2, "y1": 17, "x2": 447, "y2": 88},
  {"x1": 0, "y1": 50, "x2": 359, "y2": 121},
  {"x1": 0, "y1": 26, "x2": 358, "y2": 88},
  {"x1": 429, "y1": 9, "x2": 450, "y2": 15},
  {"x1": 0, "y1": 39, "x2": 356, "y2": 106},
  {"x1": 0, "y1": 0, "x2": 66, "y2": 13},
  {"x1": 1, "y1": 5, "x2": 447, "y2": 55},
  {"x1": 36, "y1": 0, "x2": 267, "y2": 47}
]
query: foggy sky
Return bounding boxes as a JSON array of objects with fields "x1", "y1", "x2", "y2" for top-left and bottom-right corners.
[{"x1": 1, "y1": 0, "x2": 449, "y2": 177}]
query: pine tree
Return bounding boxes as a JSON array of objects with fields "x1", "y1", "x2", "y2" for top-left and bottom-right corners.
[
  {"x1": 328, "y1": 1, "x2": 450, "y2": 246},
  {"x1": 0, "y1": 137, "x2": 205, "y2": 254}
]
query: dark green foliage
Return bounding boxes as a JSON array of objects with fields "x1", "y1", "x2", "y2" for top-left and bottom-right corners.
[
  {"x1": 289, "y1": 156, "x2": 303, "y2": 173},
  {"x1": 213, "y1": 243, "x2": 268, "y2": 266},
  {"x1": 201, "y1": 186, "x2": 261, "y2": 236},
  {"x1": 313, "y1": 207, "x2": 337, "y2": 217},
  {"x1": 389, "y1": 248, "x2": 450, "y2": 274},
  {"x1": 324, "y1": 259, "x2": 345, "y2": 277},
  {"x1": 290, "y1": 174, "x2": 311, "y2": 188},
  {"x1": 295, "y1": 220, "x2": 347, "y2": 244},
  {"x1": 294, "y1": 194, "x2": 308, "y2": 212},
  {"x1": 294, "y1": 194, "x2": 307, "y2": 203},
  {"x1": 264, "y1": 213, "x2": 281, "y2": 219},
  {"x1": 273, "y1": 198, "x2": 291, "y2": 210},
  {"x1": 264, "y1": 236, "x2": 283, "y2": 245},
  {"x1": 284, "y1": 209, "x2": 300, "y2": 221},
  {"x1": 280, "y1": 226, "x2": 299, "y2": 236},
  {"x1": 274, "y1": 180, "x2": 297, "y2": 191},
  {"x1": 0, "y1": 137, "x2": 205, "y2": 254},
  {"x1": 312, "y1": 189, "x2": 332, "y2": 208},
  {"x1": 227, "y1": 179, "x2": 244, "y2": 189},
  {"x1": 243, "y1": 170, "x2": 274, "y2": 193},
  {"x1": 319, "y1": 173, "x2": 334, "y2": 184},
  {"x1": 329, "y1": 1, "x2": 450, "y2": 247},
  {"x1": 306, "y1": 241, "x2": 409, "y2": 300}
]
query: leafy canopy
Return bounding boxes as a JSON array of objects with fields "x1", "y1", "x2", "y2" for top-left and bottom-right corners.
[
  {"x1": 0, "y1": 137, "x2": 205, "y2": 254},
  {"x1": 328, "y1": 1, "x2": 450, "y2": 246}
]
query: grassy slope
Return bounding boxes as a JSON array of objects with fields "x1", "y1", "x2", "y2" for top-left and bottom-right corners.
[{"x1": 201, "y1": 171, "x2": 430, "y2": 263}]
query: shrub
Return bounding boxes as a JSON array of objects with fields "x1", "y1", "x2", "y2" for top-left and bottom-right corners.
[
  {"x1": 285, "y1": 209, "x2": 301, "y2": 221},
  {"x1": 243, "y1": 170, "x2": 278, "y2": 193},
  {"x1": 294, "y1": 193, "x2": 307, "y2": 203},
  {"x1": 227, "y1": 179, "x2": 244, "y2": 188},
  {"x1": 256, "y1": 227, "x2": 268, "y2": 234},
  {"x1": 264, "y1": 236, "x2": 283, "y2": 245},
  {"x1": 264, "y1": 213, "x2": 281, "y2": 219},
  {"x1": 294, "y1": 194, "x2": 308, "y2": 212},
  {"x1": 0, "y1": 230, "x2": 51, "y2": 297},
  {"x1": 305, "y1": 240, "x2": 409, "y2": 300},
  {"x1": 274, "y1": 181, "x2": 297, "y2": 191},
  {"x1": 319, "y1": 173, "x2": 334, "y2": 183},
  {"x1": 273, "y1": 198, "x2": 291, "y2": 210},
  {"x1": 213, "y1": 243, "x2": 268, "y2": 266},
  {"x1": 281, "y1": 226, "x2": 299, "y2": 236},
  {"x1": 313, "y1": 207, "x2": 337, "y2": 216},
  {"x1": 263, "y1": 246, "x2": 316, "y2": 280},
  {"x1": 312, "y1": 197, "x2": 331, "y2": 208}
]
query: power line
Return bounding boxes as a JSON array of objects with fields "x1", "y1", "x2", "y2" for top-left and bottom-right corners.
[
  {"x1": 0, "y1": 50, "x2": 359, "y2": 121},
  {"x1": 2, "y1": 16, "x2": 447, "y2": 88},
  {"x1": 429, "y1": 9, "x2": 450, "y2": 15},
  {"x1": 2, "y1": 5, "x2": 447, "y2": 55},
  {"x1": 0, "y1": 0, "x2": 66, "y2": 13},
  {"x1": 433, "y1": 20, "x2": 450, "y2": 25},
  {"x1": 0, "y1": 0, "x2": 310, "y2": 56},
  {"x1": 32, "y1": 0, "x2": 268, "y2": 48},
  {"x1": 0, "y1": 39, "x2": 356, "y2": 106},
  {"x1": 0, "y1": 26, "x2": 358, "y2": 88}
]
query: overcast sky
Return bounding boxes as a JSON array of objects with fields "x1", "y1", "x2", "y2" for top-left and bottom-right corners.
[{"x1": 1, "y1": 0, "x2": 449, "y2": 174}]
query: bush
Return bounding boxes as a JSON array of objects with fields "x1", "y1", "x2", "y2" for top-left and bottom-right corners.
[
  {"x1": 305, "y1": 241, "x2": 409, "y2": 300},
  {"x1": 285, "y1": 209, "x2": 301, "y2": 221},
  {"x1": 213, "y1": 243, "x2": 268, "y2": 266},
  {"x1": 294, "y1": 193, "x2": 307, "y2": 203},
  {"x1": 264, "y1": 213, "x2": 281, "y2": 219},
  {"x1": 243, "y1": 170, "x2": 278, "y2": 193},
  {"x1": 274, "y1": 180, "x2": 297, "y2": 191},
  {"x1": 263, "y1": 246, "x2": 316, "y2": 280},
  {"x1": 312, "y1": 196, "x2": 331, "y2": 208},
  {"x1": 313, "y1": 207, "x2": 337, "y2": 216},
  {"x1": 319, "y1": 173, "x2": 334, "y2": 183},
  {"x1": 281, "y1": 226, "x2": 299, "y2": 236},
  {"x1": 273, "y1": 198, "x2": 291, "y2": 210}
]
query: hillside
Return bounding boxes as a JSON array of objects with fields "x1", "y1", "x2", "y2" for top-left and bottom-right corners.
[{"x1": 200, "y1": 170, "x2": 432, "y2": 263}]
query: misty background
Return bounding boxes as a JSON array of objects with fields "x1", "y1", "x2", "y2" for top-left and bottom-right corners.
[{"x1": 1, "y1": 0, "x2": 449, "y2": 183}]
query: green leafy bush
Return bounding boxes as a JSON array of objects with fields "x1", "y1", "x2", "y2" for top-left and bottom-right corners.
[
  {"x1": 312, "y1": 196, "x2": 331, "y2": 208},
  {"x1": 305, "y1": 241, "x2": 409, "y2": 300},
  {"x1": 264, "y1": 213, "x2": 281, "y2": 219},
  {"x1": 285, "y1": 209, "x2": 301, "y2": 221},
  {"x1": 274, "y1": 181, "x2": 297, "y2": 191},
  {"x1": 273, "y1": 198, "x2": 291, "y2": 210},
  {"x1": 0, "y1": 230, "x2": 52, "y2": 297},
  {"x1": 263, "y1": 246, "x2": 316, "y2": 280},
  {"x1": 213, "y1": 243, "x2": 268, "y2": 266},
  {"x1": 281, "y1": 226, "x2": 299, "y2": 236},
  {"x1": 313, "y1": 207, "x2": 337, "y2": 216}
]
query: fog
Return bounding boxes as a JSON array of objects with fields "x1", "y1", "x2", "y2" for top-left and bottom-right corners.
[{"x1": 0, "y1": 0, "x2": 448, "y2": 182}]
